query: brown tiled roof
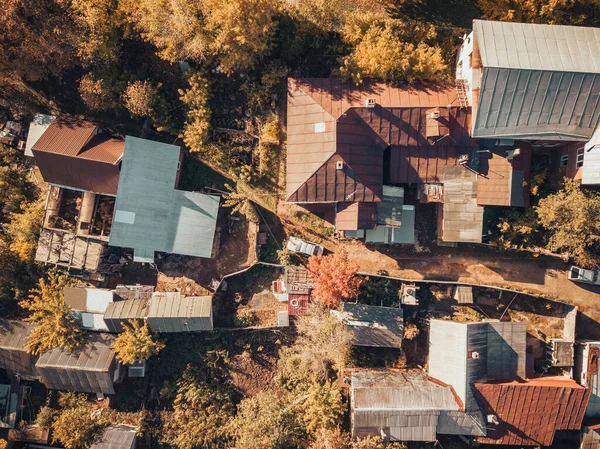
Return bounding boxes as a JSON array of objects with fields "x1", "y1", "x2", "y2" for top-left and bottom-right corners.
[
  {"x1": 32, "y1": 117, "x2": 124, "y2": 194},
  {"x1": 476, "y1": 146, "x2": 532, "y2": 207},
  {"x1": 286, "y1": 78, "x2": 474, "y2": 203},
  {"x1": 473, "y1": 378, "x2": 591, "y2": 446},
  {"x1": 335, "y1": 202, "x2": 377, "y2": 231}
]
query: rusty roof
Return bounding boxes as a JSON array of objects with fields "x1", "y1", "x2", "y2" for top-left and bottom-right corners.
[
  {"x1": 32, "y1": 117, "x2": 98, "y2": 157},
  {"x1": 287, "y1": 79, "x2": 474, "y2": 203},
  {"x1": 473, "y1": 378, "x2": 590, "y2": 446},
  {"x1": 335, "y1": 202, "x2": 377, "y2": 231}
]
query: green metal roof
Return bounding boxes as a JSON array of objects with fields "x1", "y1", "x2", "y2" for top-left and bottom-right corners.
[{"x1": 109, "y1": 136, "x2": 219, "y2": 262}]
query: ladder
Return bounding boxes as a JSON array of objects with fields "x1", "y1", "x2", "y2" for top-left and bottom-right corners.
[{"x1": 455, "y1": 79, "x2": 470, "y2": 108}]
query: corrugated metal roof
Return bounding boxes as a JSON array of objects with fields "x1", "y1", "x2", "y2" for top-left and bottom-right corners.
[
  {"x1": 109, "y1": 137, "x2": 219, "y2": 261},
  {"x1": 389, "y1": 146, "x2": 463, "y2": 184},
  {"x1": 32, "y1": 117, "x2": 97, "y2": 157},
  {"x1": 114, "y1": 285, "x2": 155, "y2": 301},
  {"x1": 90, "y1": 425, "x2": 137, "y2": 449},
  {"x1": 473, "y1": 68, "x2": 600, "y2": 140},
  {"x1": 335, "y1": 202, "x2": 377, "y2": 231},
  {"x1": 334, "y1": 303, "x2": 403, "y2": 348},
  {"x1": 473, "y1": 378, "x2": 590, "y2": 446},
  {"x1": 35, "y1": 229, "x2": 105, "y2": 271},
  {"x1": 476, "y1": 146, "x2": 531, "y2": 207},
  {"x1": 440, "y1": 166, "x2": 484, "y2": 243},
  {"x1": 428, "y1": 320, "x2": 527, "y2": 412},
  {"x1": 286, "y1": 79, "x2": 474, "y2": 204},
  {"x1": 103, "y1": 299, "x2": 149, "y2": 333},
  {"x1": 437, "y1": 410, "x2": 486, "y2": 436},
  {"x1": 454, "y1": 286, "x2": 474, "y2": 304},
  {"x1": 0, "y1": 320, "x2": 37, "y2": 375},
  {"x1": 473, "y1": 20, "x2": 600, "y2": 73},
  {"x1": 351, "y1": 371, "x2": 460, "y2": 442},
  {"x1": 147, "y1": 293, "x2": 213, "y2": 332}
]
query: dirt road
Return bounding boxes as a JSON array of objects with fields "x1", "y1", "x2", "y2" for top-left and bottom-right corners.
[{"x1": 342, "y1": 243, "x2": 600, "y2": 338}]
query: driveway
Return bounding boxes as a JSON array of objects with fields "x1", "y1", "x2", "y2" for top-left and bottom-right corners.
[{"x1": 341, "y1": 242, "x2": 600, "y2": 339}]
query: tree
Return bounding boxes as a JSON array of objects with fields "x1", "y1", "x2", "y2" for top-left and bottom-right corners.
[
  {"x1": 78, "y1": 73, "x2": 117, "y2": 112},
  {"x1": 5, "y1": 199, "x2": 44, "y2": 263},
  {"x1": 352, "y1": 437, "x2": 407, "y2": 449},
  {"x1": 536, "y1": 179, "x2": 600, "y2": 267},
  {"x1": 302, "y1": 380, "x2": 345, "y2": 434},
  {"x1": 496, "y1": 208, "x2": 540, "y2": 250},
  {"x1": 403, "y1": 323, "x2": 420, "y2": 340},
  {"x1": 307, "y1": 252, "x2": 362, "y2": 308},
  {"x1": 223, "y1": 184, "x2": 260, "y2": 223},
  {"x1": 19, "y1": 271, "x2": 81, "y2": 355},
  {"x1": 122, "y1": 80, "x2": 158, "y2": 117},
  {"x1": 278, "y1": 305, "x2": 352, "y2": 383},
  {"x1": 180, "y1": 72, "x2": 211, "y2": 152},
  {"x1": 51, "y1": 405, "x2": 99, "y2": 449},
  {"x1": 111, "y1": 320, "x2": 164, "y2": 364},
  {"x1": 0, "y1": 145, "x2": 36, "y2": 221},
  {"x1": 70, "y1": 0, "x2": 121, "y2": 65},
  {"x1": 340, "y1": 17, "x2": 447, "y2": 84},
  {"x1": 160, "y1": 354, "x2": 235, "y2": 449},
  {"x1": 308, "y1": 427, "x2": 351, "y2": 449},
  {"x1": 228, "y1": 389, "x2": 304, "y2": 449}
]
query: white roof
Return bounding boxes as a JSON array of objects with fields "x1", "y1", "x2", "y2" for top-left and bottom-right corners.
[
  {"x1": 474, "y1": 20, "x2": 600, "y2": 73},
  {"x1": 25, "y1": 114, "x2": 55, "y2": 157}
]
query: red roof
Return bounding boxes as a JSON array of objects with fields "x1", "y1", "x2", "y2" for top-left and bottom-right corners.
[
  {"x1": 286, "y1": 78, "x2": 474, "y2": 203},
  {"x1": 473, "y1": 378, "x2": 590, "y2": 446},
  {"x1": 288, "y1": 295, "x2": 310, "y2": 316}
]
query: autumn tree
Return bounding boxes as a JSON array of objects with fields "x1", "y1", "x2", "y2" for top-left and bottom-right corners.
[
  {"x1": 5, "y1": 200, "x2": 45, "y2": 263},
  {"x1": 223, "y1": 184, "x2": 259, "y2": 223},
  {"x1": 302, "y1": 380, "x2": 345, "y2": 434},
  {"x1": 278, "y1": 305, "x2": 353, "y2": 382},
  {"x1": 308, "y1": 427, "x2": 351, "y2": 449},
  {"x1": 0, "y1": 145, "x2": 36, "y2": 221},
  {"x1": 478, "y1": 0, "x2": 599, "y2": 26},
  {"x1": 78, "y1": 73, "x2": 117, "y2": 112},
  {"x1": 111, "y1": 320, "x2": 164, "y2": 364},
  {"x1": 160, "y1": 353, "x2": 235, "y2": 449},
  {"x1": 308, "y1": 252, "x2": 362, "y2": 308},
  {"x1": 52, "y1": 405, "x2": 99, "y2": 449},
  {"x1": 536, "y1": 179, "x2": 600, "y2": 267},
  {"x1": 70, "y1": 0, "x2": 121, "y2": 65},
  {"x1": 180, "y1": 72, "x2": 211, "y2": 152},
  {"x1": 122, "y1": 80, "x2": 158, "y2": 118},
  {"x1": 340, "y1": 16, "x2": 448, "y2": 84},
  {"x1": 19, "y1": 271, "x2": 81, "y2": 355}
]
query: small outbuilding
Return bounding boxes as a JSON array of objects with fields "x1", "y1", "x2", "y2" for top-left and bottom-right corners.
[
  {"x1": 64, "y1": 287, "x2": 114, "y2": 331},
  {"x1": 332, "y1": 303, "x2": 403, "y2": 349},
  {"x1": 0, "y1": 320, "x2": 37, "y2": 379},
  {"x1": 147, "y1": 293, "x2": 213, "y2": 332},
  {"x1": 90, "y1": 424, "x2": 137, "y2": 449}
]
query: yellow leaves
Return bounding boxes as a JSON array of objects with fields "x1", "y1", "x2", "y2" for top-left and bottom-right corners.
[
  {"x1": 5, "y1": 199, "x2": 44, "y2": 263},
  {"x1": 122, "y1": 80, "x2": 157, "y2": 117},
  {"x1": 111, "y1": 320, "x2": 165, "y2": 364}
]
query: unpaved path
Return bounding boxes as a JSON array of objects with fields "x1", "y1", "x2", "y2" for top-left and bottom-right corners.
[{"x1": 341, "y1": 243, "x2": 600, "y2": 339}]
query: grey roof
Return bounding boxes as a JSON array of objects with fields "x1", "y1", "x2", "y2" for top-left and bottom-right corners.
[
  {"x1": 109, "y1": 136, "x2": 220, "y2": 262},
  {"x1": 473, "y1": 68, "x2": 600, "y2": 140},
  {"x1": 0, "y1": 320, "x2": 37, "y2": 375},
  {"x1": 114, "y1": 285, "x2": 155, "y2": 301},
  {"x1": 440, "y1": 166, "x2": 483, "y2": 243},
  {"x1": 91, "y1": 425, "x2": 137, "y2": 449},
  {"x1": 351, "y1": 371, "x2": 460, "y2": 442},
  {"x1": 36, "y1": 333, "x2": 117, "y2": 395},
  {"x1": 334, "y1": 303, "x2": 403, "y2": 348},
  {"x1": 437, "y1": 410, "x2": 486, "y2": 437},
  {"x1": 473, "y1": 20, "x2": 600, "y2": 73},
  {"x1": 25, "y1": 114, "x2": 55, "y2": 157},
  {"x1": 428, "y1": 320, "x2": 527, "y2": 411},
  {"x1": 376, "y1": 186, "x2": 404, "y2": 228},
  {"x1": 103, "y1": 299, "x2": 149, "y2": 333},
  {"x1": 147, "y1": 293, "x2": 213, "y2": 332},
  {"x1": 391, "y1": 205, "x2": 415, "y2": 244}
]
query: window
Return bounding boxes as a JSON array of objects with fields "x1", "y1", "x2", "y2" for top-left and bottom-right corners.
[
  {"x1": 576, "y1": 147, "x2": 585, "y2": 169},
  {"x1": 560, "y1": 154, "x2": 568, "y2": 168}
]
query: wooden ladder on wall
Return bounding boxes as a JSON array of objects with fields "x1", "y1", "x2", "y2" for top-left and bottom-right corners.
[{"x1": 455, "y1": 79, "x2": 469, "y2": 108}]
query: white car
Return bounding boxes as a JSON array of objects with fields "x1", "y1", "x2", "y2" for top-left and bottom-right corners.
[
  {"x1": 286, "y1": 236, "x2": 324, "y2": 257},
  {"x1": 568, "y1": 266, "x2": 600, "y2": 285}
]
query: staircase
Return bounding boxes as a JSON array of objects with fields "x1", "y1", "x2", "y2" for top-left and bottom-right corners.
[{"x1": 455, "y1": 79, "x2": 470, "y2": 108}]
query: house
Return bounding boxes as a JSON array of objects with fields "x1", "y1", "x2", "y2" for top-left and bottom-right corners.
[
  {"x1": 457, "y1": 20, "x2": 600, "y2": 142},
  {"x1": 108, "y1": 136, "x2": 220, "y2": 263},
  {"x1": 332, "y1": 303, "x2": 403, "y2": 349},
  {"x1": 64, "y1": 287, "x2": 115, "y2": 331},
  {"x1": 349, "y1": 370, "x2": 485, "y2": 442},
  {"x1": 575, "y1": 341, "x2": 600, "y2": 418},
  {"x1": 90, "y1": 424, "x2": 137, "y2": 449},
  {"x1": 429, "y1": 319, "x2": 590, "y2": 446},
  {"x1": 103, "y1": 290, "x2": 214, "y2": 333},
  {"x1": 286, "y1": 78, "x2": 473, "y2": 239},
  {"x1": 0, "y1": 320, "x2": 38, "y2": 380},
  {"x1": 35, "y1": 333, "x2": 121, "y2": 395}
]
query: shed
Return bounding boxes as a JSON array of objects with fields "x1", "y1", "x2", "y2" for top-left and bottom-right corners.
[
  {"x1": 64, "y1": 287, "x2": 114, "y2": 331},
  {"x1": 147, "y1": 293, "x2": 213, "y2": 332},
  {"x1": 454, "y1": 286, "x2": 473, "y2": 304},
  {"x1": 283, "y1": 266, "x2": 312, "y2": 295},
  {"x1": 103, "y1": 299, "x2": 149, "y2": 333},
  {"x1": 90, "y1": 424, "x2": 137, "y2": 449},
  {"x1": 350, "y1": 371, "x2": 477, "y2": 442},
  {"x1": 0, "y1": 320, "x2": 38, "y2": 378},
  {"x1": 25, "y1": 114, "x2": 55, "y2": 157},
  {"x1": 35, "y1": 333, "x2": 119, "y2": 395},
  {"x1": 109, "y1": 136, "x2": 220, "y2": 262},
  {"x1": 332, "y1": 303, "x2": 403, "y2": 349}
]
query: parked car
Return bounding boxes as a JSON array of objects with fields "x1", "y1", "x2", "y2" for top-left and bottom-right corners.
[
  {"x1": 286, "y1": 236, "x2": 324, "y2": 257},
  {"x1": 568, "y1": 266, "x2": 600, "y2": 285}
]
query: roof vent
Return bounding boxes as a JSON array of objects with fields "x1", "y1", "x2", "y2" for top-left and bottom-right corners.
[
  {"x1": 314, "y1": 122, "x2": 326, "y2": 133},
  {"x1": 336, "y1": 161, "x2": 344, "y2": 170},
  {"x1": 487, "y1": 414, "x2": 499, "y2": 425},
  {"x1": 471, "y1": 351, "x2": 480, "y2": 359},
  {"x1": 429, "y1": 110, "x2": 441, "y2": 120},
  {"x1": 365, "y1": 98, "x2": 376, "y2": 108}
]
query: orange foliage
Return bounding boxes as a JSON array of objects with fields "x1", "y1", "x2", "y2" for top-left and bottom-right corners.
[{"x1": 307, "y1": 252, "x2": 362, "y2": 308}]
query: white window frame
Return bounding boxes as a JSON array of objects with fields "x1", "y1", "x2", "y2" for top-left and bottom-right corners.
[{"x1": 576, "y1": 147, "x2": 585, "y2": 169}]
